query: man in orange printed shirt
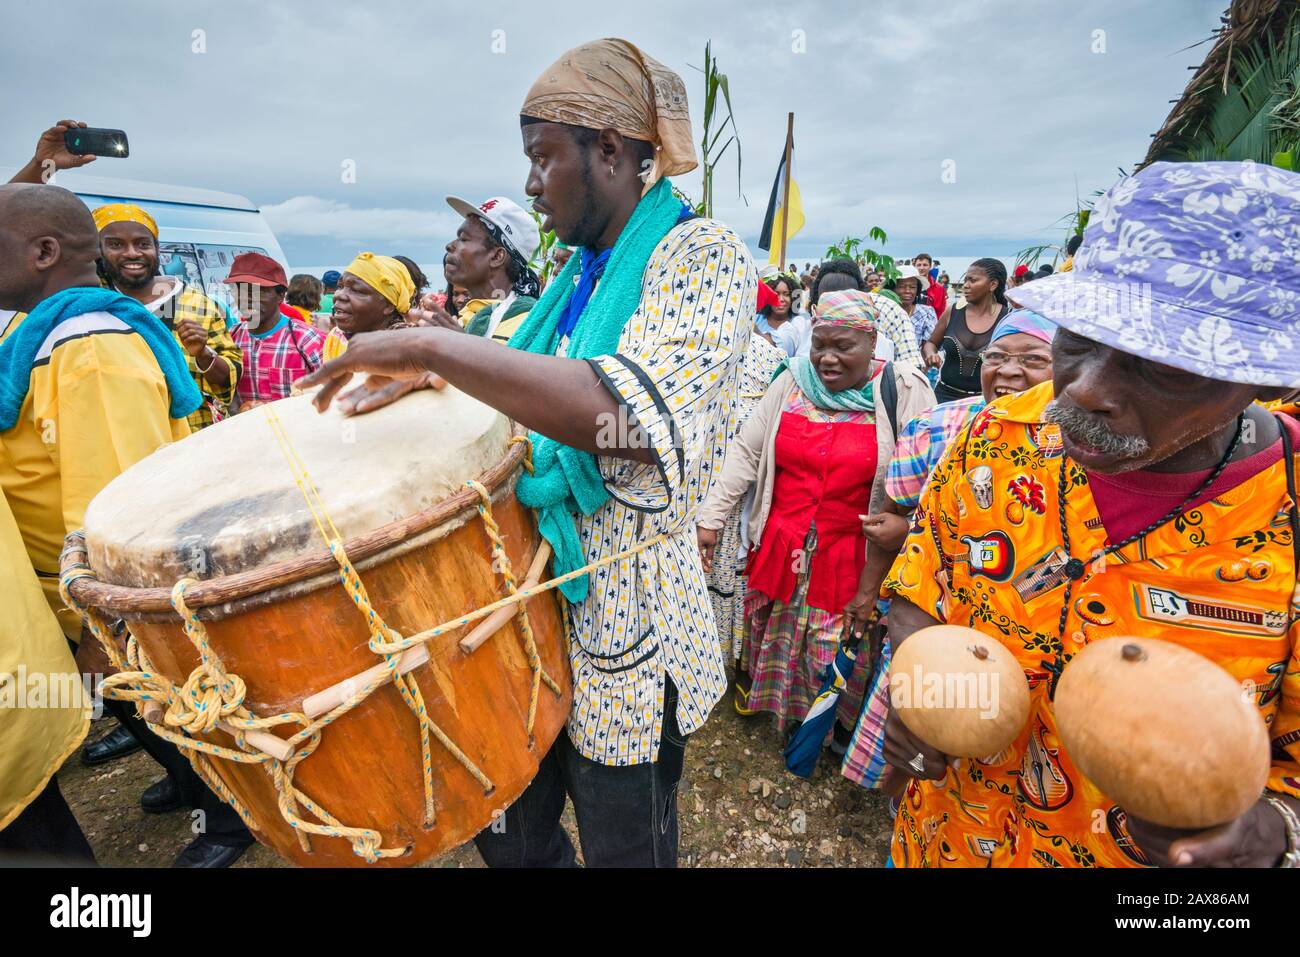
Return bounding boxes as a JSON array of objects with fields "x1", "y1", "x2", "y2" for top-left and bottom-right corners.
[{"x1": 881, "y1": 161, "x2": 1300, "y2": 868}]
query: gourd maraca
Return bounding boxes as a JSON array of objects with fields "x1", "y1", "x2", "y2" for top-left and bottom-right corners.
[
  {"x1": 890, "y1": 625, "x2": 1031, "y2": 757},
  {"x1": 1054, "y1": 636, "x2": 1271, "y2": 829}
]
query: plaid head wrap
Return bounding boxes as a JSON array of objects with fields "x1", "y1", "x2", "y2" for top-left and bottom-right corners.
[{"x1": 813, "y1": 289, "x2": 879, "y2": 333}]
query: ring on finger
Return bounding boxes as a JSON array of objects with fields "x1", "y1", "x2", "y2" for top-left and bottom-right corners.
[{"x1": 908, "y1": 751, "x2": 927, "y2": 774}]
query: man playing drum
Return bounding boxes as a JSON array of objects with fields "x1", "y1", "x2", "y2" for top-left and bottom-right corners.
[{"x1": 301, "y1": 38, "x2": 757, "y2": 867}]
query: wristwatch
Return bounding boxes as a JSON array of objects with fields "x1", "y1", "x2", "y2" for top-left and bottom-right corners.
[{"x1": 1264, "y1": 794, "x2": 1300, "y2": 868}]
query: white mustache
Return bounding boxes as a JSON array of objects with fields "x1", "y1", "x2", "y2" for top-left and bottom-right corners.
[{"x1": 1043, "y1": 399, "x2": 1150, "y2": 459}]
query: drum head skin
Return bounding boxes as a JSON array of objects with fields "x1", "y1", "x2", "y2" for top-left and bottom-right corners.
[{"x1": 84, "y1": 385, "x2": 511, "y2": 588}]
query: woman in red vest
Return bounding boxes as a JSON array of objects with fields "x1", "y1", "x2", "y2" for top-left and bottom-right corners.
[{"x1": 697, "y1": 290, "x2": 934, "y2": 747}]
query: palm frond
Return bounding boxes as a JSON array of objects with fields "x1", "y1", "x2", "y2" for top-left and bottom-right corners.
[{"x1": 1158, "y1": 5, "x2": 1300, "y2": 165}]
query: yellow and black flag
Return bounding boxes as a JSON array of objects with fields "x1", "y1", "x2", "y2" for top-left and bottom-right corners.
[{"x1": 757, "y1": 125, "x2": 804, "y2": 267}]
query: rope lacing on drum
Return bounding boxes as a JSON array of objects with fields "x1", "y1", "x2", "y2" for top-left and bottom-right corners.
[
  {"x1": 63, "y1": 408, "x2": 675, "y2": 864},
  {"x1": 465, "y1": 479, "x2": 561, "y2": 747}
]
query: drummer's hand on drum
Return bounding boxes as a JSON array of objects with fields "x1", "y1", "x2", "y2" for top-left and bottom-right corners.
[
  {"x1": 299, "y1": 328, "x2": 445, "y2": 415},
  {"x1": 696, "y1": 524, "x2": 718, "y2": 573},
  {"x1": 340, "y1": 371, "x2": 447, "y2": 414}
]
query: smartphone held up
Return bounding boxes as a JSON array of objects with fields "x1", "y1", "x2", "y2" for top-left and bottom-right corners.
[{"x1": 63, "y1": 126, "x2": 129, "y2": 158}]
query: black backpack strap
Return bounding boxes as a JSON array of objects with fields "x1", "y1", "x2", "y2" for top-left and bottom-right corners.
[
  {"x1": 879, "y1": 362, "x2": 899, "y2": 438},
  {"x1": 1278, "y1": 415, "x2": 1299, "y2": 573}
]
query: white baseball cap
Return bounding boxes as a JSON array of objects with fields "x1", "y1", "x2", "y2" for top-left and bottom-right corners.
[{"x1": 446, "y1": 196, "x2": 541, "y2": 264}]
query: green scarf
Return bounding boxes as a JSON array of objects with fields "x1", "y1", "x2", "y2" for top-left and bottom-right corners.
[
  {"x1": 509, "y1": 178, "x2": 687, "y2": 602},
  {"x1": 777, "y1": 356, "x2": 879, "y2": 412}
]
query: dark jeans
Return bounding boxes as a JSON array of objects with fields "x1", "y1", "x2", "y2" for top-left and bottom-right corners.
[
  {"x1": 0, "y1": 775, "x2": 95, "y2": 865},
  {"x1": 104, "y1": 698, "x2": 252, "y2": 846},
  {"x1": 473, "y1": 679, "x2": 688, "y2": 868}
]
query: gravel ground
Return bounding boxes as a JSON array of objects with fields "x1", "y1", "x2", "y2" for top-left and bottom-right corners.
[{"x1": 61, "y1": 697, "x2": 895, "y2": 868}]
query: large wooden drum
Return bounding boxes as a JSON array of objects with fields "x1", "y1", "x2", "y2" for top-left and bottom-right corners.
[{"x1": 63, "y1": 386, "x2": 571, "y2": 867}]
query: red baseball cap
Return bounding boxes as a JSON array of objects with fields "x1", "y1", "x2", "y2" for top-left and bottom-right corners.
[{"x1": 225, "y1": 252, "x2": 288, "y2": 287}]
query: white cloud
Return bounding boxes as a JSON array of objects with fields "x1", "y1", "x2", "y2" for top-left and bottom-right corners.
[
  {"x1": 1, "y1": 0, "x2": 1226, "y2": 268},
  {"x1": 260, "y1": 196, "x2": 461, "y2": 245}
]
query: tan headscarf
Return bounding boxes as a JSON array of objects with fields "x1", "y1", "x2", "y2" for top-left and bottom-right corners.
[{"x1": 521, "y1": 38, "x2": 697, "y2": 191}]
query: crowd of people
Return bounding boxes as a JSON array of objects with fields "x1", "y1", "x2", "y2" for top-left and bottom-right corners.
[{"x1": 1, "y1": 35, "x2": 1298, "y2": 872}]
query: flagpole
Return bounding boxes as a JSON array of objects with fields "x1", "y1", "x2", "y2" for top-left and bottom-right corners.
[{"x1": 778, "y1": 112, "x2": 794, "y2": 272}]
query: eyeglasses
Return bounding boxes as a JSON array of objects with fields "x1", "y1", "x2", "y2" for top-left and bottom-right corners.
[{"x1": 981, "y1": 349, "x2": 1052, "y2": 371}]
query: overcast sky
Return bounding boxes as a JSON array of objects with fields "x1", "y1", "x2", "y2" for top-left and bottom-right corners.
[{"x1": 3, "y1": 0, "x2": 1225, "y2": 274}]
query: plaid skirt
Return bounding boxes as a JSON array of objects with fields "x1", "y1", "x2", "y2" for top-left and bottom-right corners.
[
  {"x1": 741, "y1": 528, "x2": 868, "y2": 733},
  {"x1": 840, "y1": 637, "x2": 893, "y2": 788}
]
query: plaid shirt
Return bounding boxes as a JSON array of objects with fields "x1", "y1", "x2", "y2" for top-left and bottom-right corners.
[
  {"x1": 230, "y1": 313, "x2": 324, "y2": 405},
  {"x1": 148, "y1": 281, "x2": 242, "y2": 431},
  {"x1": 885, "y1": 396, "x2": 985, "y2": 508}
]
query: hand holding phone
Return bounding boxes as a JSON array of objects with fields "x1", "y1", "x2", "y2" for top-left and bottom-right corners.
[
  {"x1": 34, "y1": 120, "x2": 99, "y2": 170},
  {"x1": 8, "y1": 120, "x2": 123, "y2": 186}
]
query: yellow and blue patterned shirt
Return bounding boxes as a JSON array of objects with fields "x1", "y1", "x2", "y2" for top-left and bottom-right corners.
[
  {"x1": 567, "y1": 218, "x2": 756, "y2": 765},
  {"x1": 146, "y1": 279, "x2": 241, "y2": 431}
]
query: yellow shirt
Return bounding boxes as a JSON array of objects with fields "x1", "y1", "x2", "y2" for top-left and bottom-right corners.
[
  {"x1": 457, "y1": 298, "x2": 496, "y2": 327},
  {"x1": 0, "y1": 310, "x2": 191, "y2": 636},
  {"x1": 884, "y1": 384, "x2": 1300, "y2": 867},
  {"x1": 490, "y1": 310, "x2": 529, "y2": 343},
  {"x1": 0, "y1": 490, "x2": 90, "y2": 830},
  {"x1": 322, "y1": 326, "x2": 349, "y2": 362},
  {"x1": 459, "y1": 296, "x2": 533, "y2": 344}
]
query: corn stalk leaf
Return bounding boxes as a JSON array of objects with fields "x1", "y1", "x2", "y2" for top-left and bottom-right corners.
[{"x1": 692, "y1": 40, "x2": 746, "y2": 218}]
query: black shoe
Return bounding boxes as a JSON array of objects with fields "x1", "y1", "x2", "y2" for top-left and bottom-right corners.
[
  {"x1": 172, "y1": 835, "x2": 253, "y2": 869},
  {"x1": 141, "y1": 776, "x2": 187, "y2": 814},
  {"x1": 80, "y1": 724, "x2": 142, "y2": 766}
]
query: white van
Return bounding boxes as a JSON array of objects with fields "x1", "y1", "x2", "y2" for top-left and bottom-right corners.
[
  {"x1": 0, "y1": 172, "x2": 294, "y2": 339},
  {"x1": 63, "y1": 172, "x2": 289, "y2": 307}
]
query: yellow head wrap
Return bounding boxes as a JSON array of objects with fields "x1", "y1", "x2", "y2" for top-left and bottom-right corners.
[
  {"x1": 91, "y1": 203, "x2": 158, "y2": 237},
  {"x1": 343, "y1": 252, "x2": 415, "y2": 314},
  {"x1": 520, "y1": 38, "x2": 697, "y2": 192}
]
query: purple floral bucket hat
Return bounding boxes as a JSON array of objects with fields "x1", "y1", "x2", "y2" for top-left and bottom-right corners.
[{"x1": 1011, "y1": 160, "x2": 1300, "y2": 387}]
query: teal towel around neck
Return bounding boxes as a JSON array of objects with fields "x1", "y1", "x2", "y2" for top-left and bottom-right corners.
[
  {"x1": 776, "y1": 356, "x2": 880, "y2": 413},
  {"x1": 0, "y1": 286, "x2": 200, "y2": 431},
  {"x1": 509, "y1": 178, "x2": 688, "y2": 602}
]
